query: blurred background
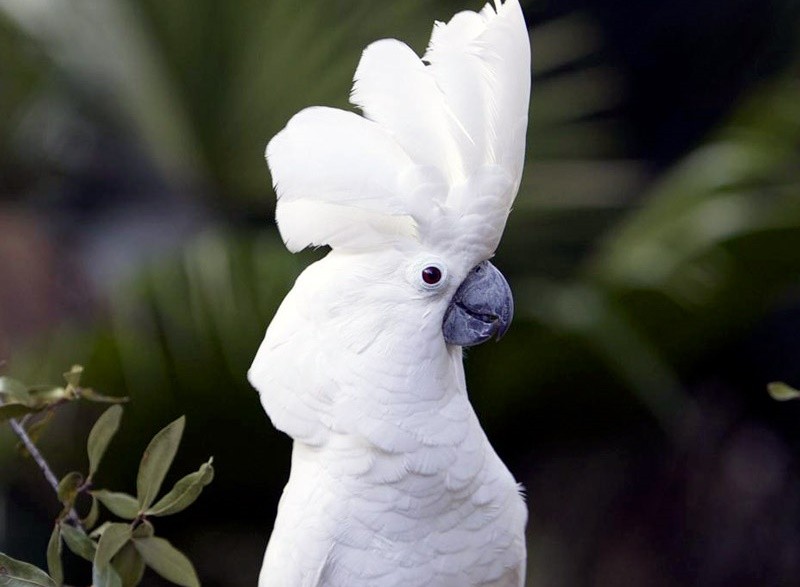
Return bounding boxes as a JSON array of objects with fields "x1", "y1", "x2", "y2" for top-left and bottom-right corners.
[{"x1": 1, "y1": 0, "x2": 800, "y2": 585}]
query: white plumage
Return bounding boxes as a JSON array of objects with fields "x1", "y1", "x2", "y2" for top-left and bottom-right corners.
[{"x1": 249, "y1": 1, "x2": 531, "y2": 585}]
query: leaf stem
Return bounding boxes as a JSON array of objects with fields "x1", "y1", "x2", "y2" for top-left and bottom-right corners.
[{"x1": 3, "y1": 401, "x2": 83, "y2": 528}]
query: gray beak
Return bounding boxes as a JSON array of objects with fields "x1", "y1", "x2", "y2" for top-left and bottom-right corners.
[{"x1": 442, "y1": 260, "x2": 514, "y2": 347}]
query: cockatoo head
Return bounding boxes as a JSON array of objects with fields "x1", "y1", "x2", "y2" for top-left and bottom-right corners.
[{"x1": 265, "y1": 0, "x2": 529, "y2": 348}]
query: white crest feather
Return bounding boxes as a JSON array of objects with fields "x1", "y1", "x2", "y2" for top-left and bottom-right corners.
[
  {"x1": 266, "y1": 106, "x2": 417, "y2": 251},
  {"x1": 351, "y1": 39, "x2": 471, "y2": 182},
  {"x1": 265, "y1": 0, "x2": 530, "y2": 261}
]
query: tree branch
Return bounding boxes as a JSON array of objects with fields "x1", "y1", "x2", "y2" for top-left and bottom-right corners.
[{"x1": 4, "y1": 407, "x2": 83, "y2": 528}]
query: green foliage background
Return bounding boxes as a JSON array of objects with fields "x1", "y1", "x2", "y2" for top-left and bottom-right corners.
[{"x1": 1, "y1": 0, "x2": 799, "y2": 585}]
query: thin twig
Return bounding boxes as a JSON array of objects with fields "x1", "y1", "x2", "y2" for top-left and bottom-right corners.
[
  {"x1": 8, "y1": 418, "x2": 61, "y2": 490},
  {"x1": 2, "y1": 401, "x2": 83, "y2": 528}
]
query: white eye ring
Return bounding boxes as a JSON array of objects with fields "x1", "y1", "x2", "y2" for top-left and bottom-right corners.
[{"x1": 408, "y1": 259, "x2": 448, "y2": 291}]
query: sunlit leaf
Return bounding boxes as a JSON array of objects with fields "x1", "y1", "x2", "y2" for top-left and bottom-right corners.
[
  {"x1": 87, "y1": 405, "x2": 124, "y2": 476},
  {"x1": 79, "y1": 389, "x2": 129, "y2": 404},
  {"x1": 63, "y1": 365, "x2": 83, "y2": 388},
  {"x1": 768, "y1": 381, "x2": 800, "y2": 401},
  {"x1": 56, "y1": 472, "x2": 83, "y2": 507},
  {"x1": 133, "y1": 537, "x2": 199, "y2": 587},
  {"x1": 45, "y1": 525, "x2": 63, "y2": 587},
  {"x1": 136, "y1": 416, "x2": 185, "y2": 510},
  {"x1": 59, "y1": 524, "x2": 96, "y2": 562},
  {"x1": 147, "y1": 457, "x2": 213, "y2": 517},
  {"x1": 26, "y1": 387, "x2": 70, "y2": 408},
  {"x1": 111, "y1": 542, "x2": 145, "y2": 587},
  {"x1": 0, "y1": 552, "x2": 56, "y2": 587},
  {"x1": 0, "y1": 403, "x2": 35, "y2": 423},
  {"x1": 92, "y1": 490, "x2": 140, "y2": 520},
  {"x1": 0, "y1": 377, "x2": 31, "y2": 404},
  {"x1": 82, "y1": 495, "x2": 100, "y2": 530}
]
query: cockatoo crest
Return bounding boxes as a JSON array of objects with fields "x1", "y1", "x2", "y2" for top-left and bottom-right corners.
[{"x1": 267, "y1": 0, "x2": 530, "y2": 267}]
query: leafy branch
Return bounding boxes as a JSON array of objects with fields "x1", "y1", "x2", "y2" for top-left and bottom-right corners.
[
  {"x1": 0, "y1": 366, "x2": 119, "y2": 527},
  {"x1": 0, "y1": 366, "x2": 213, "y2": 587}
]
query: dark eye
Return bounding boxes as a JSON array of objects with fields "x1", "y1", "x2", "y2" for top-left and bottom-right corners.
[{"x1": 421, "y1": 266, "x2": 442, "y2": 285}]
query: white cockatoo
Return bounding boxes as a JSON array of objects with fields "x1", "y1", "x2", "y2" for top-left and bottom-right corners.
[{"x1": 249, "y1": 1, "x2": 531, "y2": 585}]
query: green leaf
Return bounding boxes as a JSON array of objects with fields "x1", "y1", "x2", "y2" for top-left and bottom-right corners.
[
  {"x1": 0, "y1": 377, "x2": 31, "y2": 404},
  {"x1": 87, "y1": 405, "x2": 124, "y2": 476},
  {"x1": 79, "y1": 389, "x2": 129, "y2": 404},
  {"x1": 92, "y1": 562, "x2": 122, "y2": 587},
  {"x1": 90, "y1": 522, "x2": 112, "y2": 540},
  {"x1": 133, "y1": 537, "x2": 199, "y2": 587},
  {"x1": 63, "y1": 365, "x2": 83, "y2": 388},
  {"x1": 95, "y1": 524, "x2": 132, "y2": 569},
  {"x1": 92, "y1": 491, "x2": 140, "y2": 520},
  {"x1": 0, "y1": 552, "x2": 56, "y2": 587},
  {"x1": 131, "y1": 521, "x2": 154, "y2": 539},
  {"x1": 133, "y1": 520, "x2": 155, "y2": 538},
  {"x1": 147, "y1": 458, "x2": 214, "y2": 517},
  {"x1": 111, "y1": 543, "x2": 145, "y2": 587},
  {"x1": 45, "y1": 526, "x2": 63, "y2": 587},
  {"x1": 26, "y1": 387, "x2": 69, "y2": 409},
  {"x1": 0, "y1": 403, "x2": 36, "y2": 424},
  {"x1": 59, "y1": 524, "x2": 96, "y2": 562},
  {"x1": 92, "y1": 510, "x2": 126, "y2": 587},
  {"x1": 56, "y1": 472, "x2": 83, "y2": 507},
  {"x1": 768, "y1": 381, "x2": 800, "y2": 401},
  {"x1": 136, "y1": 416, "x2": 185, "y2": 510},
  {"x1": 82, "y1": 495, "x2": 100, "y2": 530}
]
